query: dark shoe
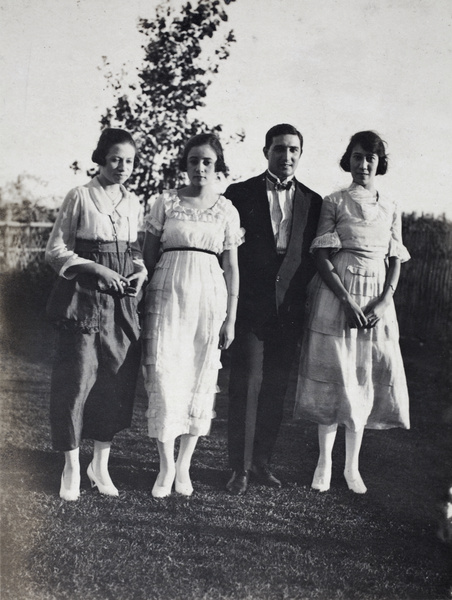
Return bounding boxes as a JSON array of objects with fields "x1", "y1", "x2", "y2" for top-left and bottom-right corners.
[
  {"x1": 226, "y1": 470, "x2": 249, "y2": 495},
  {"x1": 251, "y1": 463, "x2": 282, "y2": 488}
]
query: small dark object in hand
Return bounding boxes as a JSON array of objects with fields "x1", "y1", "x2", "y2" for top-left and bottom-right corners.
[{"x1": 123, "y1": 286, "x2": 137, "y2": 296}]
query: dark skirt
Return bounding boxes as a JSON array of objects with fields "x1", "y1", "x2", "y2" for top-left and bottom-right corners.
[{"x1": 48, "y1": 242, "x2": 142, "y2": 451}]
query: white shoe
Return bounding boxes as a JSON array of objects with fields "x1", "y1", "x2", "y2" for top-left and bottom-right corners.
[
  {"x1": 59, "y1": 472, "x2": 80, "y2": 501},
  {"x1": 152, "y1": 471, "x2": 175, "y2": 498},
  {"x1": 87, "y1": 462, "x2": 119, "y2": 497},
  {"x1": 175, "y1": 478, "x2": 193, "y2": 496},
  {"x1": 344, "y1": 470, "x2": 367, "y2": 494},
  {"x1": 311, "y1": 464, "x2": 332, "y2": 492}
]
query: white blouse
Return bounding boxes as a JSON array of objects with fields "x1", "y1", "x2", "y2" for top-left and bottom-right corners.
[
  {"x1": 144, "y1": 190, "x2": 245, "y2": 254},
  {"x1": 310, "y1": 183, "x2": 410, "y2": 262},
  {"x1": 46, "y1": 176, "x2": 145, "y2": 278}
]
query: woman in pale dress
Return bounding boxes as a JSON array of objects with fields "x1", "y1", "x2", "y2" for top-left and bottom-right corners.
[
  {"x1": 294, "y1": 131, "x2": 410, "y2": 494},
  {"x1": 142, "y1": 133, "x2": 243, "y2": 498},
  {"x1": 46, "y1": 128, "x2": 147, "y2": 500}
]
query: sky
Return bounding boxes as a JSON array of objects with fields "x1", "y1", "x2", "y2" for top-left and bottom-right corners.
[{"x1": 1, "y1": 0, "x2": 451, "y2": 218}]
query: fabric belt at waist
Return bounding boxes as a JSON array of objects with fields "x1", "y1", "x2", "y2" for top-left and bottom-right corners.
[
  {"x1": 163, "y1": 247, "x2": 218, "y2": 257},
  {"x1": 75, "y1": 239, "x2": 131, "y2": 253}
]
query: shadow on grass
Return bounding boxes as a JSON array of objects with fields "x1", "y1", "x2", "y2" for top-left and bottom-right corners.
[{"x1": 1, "y1": 295, "x2": 452, "y2": 599}]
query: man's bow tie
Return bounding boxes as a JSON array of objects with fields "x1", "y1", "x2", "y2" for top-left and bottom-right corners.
[{"x1": 267, "y1": 173, "x2": 293, "y2": 191}]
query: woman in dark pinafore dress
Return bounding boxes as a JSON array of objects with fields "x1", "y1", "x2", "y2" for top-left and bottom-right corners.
[{"x1": 46, "y1": 128, "x2": 147, "y2": 501}]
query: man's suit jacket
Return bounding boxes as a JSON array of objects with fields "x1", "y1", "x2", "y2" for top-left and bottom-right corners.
[{"x1": 225, "y1": 173, "x2": 322, "y2": 334}]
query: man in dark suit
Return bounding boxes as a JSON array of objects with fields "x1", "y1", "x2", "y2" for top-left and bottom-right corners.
[{"x1": 224, "y1": 123, "x2": 322, "y2": 494}]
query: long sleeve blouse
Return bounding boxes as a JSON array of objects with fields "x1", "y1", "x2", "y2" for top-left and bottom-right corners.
[{"x1": 46, "y1": 176, "x2": 145, "y2": 278}]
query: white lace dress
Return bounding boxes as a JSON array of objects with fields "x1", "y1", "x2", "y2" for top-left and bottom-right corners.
[
  {"x1": 142, "y1": 190, "x2": 244, "y2": 442},
  {"x1": 294, "y1": 184, "x2": 411, "y2": 431}
]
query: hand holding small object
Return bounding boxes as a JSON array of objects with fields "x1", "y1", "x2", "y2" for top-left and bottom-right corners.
[
  {"x1": 95, "y1": 265, "x2": 129, "y2": 294},
  {"x1": 123, "y1": 270, "x2": 147, "y2": 296}
]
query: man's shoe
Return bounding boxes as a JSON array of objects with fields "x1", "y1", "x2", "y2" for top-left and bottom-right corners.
[
  {"x1": 226, "y1": 470, "x2": 249, "y2": 495},
  {"x1": 251, "y1": 463, "x2": 282, "y2": 488}
]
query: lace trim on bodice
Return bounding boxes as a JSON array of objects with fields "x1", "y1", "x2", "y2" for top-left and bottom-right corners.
[{"x1": 145, "y1": 190, "x2": 245, "y2": 249}]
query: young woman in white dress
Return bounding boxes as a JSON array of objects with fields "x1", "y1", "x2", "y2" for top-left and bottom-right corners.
[
  {"x1": 142, "y1": 133, "x2": 244, "y2": 498},
  {"x1": 294, "y1": 131, "x2": 410, "y2": 494}
]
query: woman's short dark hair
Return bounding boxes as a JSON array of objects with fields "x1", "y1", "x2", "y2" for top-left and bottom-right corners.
[
  {"x1": 92, "y1": 128, "x2": 139, "y2": 168},
  {"x1": 179, "y1": 133, "x2": 228, "y2": 174},
  {"x1": 340, "y1": 131, "x2": 388, "y2": 175},
  {"x1": 264, "y1": 123, "x2": 303, "y2": 153}
]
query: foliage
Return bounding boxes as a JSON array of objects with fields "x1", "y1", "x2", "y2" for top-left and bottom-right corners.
[
  {"x1": 0, "y1": 261, "x2": 55, "y2": 325},
  {"x1": 402, "y1": 212, "x2": 452, "y2": 257},
  {"x1": 99, "y1": 0, "x2": 241, "y2": 211},
  {"x1": 396, "y1": 213, "x2": 452, "y2": 343},
  {"x1": 0, "y1": 174, "x2": 59, "y2": 222}
]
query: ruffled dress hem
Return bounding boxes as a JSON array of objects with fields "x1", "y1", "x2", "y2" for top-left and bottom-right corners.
[{"x1": 142, "y1": 189, "x2": 243, "y2": 441}]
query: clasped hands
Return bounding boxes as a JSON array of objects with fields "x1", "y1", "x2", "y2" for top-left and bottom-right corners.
[
  {"x1": 342, "y1": 295, "x2": 389, "y2": 329},
  {"x1": 96, "y1": 265, "x2": 147, "y2": 297}
]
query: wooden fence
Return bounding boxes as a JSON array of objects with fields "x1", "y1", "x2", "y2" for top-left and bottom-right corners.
[
  {"x1": 394, "y1": 214, "x2": 452, "y2": 343},
  {"x1": 0, "y1": 215, "x2": 451, "y2": 343},
  {"x1": 0, "y1": 221, "x2": 53, "y2": 271}
]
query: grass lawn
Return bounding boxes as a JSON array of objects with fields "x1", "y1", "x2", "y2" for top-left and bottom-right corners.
[{"x1": 1, "y1": 301, "x2": 451, "y2": 599}]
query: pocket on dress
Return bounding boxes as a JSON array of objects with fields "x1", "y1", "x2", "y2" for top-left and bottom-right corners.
[
  {"x1": 46, "y1": 277, "x2": 100, "y2": 332},
  {"x1": 344, "y1": 265, "x2": 378, "y2": 298}
]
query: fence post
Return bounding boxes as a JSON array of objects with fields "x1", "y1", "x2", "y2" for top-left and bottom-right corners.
[{"x1": 4, "y1": 206, "x2": 13, "y2": 270}]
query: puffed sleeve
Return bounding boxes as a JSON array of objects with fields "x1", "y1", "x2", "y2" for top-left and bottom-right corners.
[
  {"x1": 310, "y1": 195, "x2": 342, "y2": 253},
  {"x1": 144, "y1": 193, "x2": 166, "y2": 237},
  {"x1": 45, "y1": 188, "x2": 94, "y2": 279},
  {"x1": 388, "y1": 202, "x2": 410, "y2": 262},
  {"x1": 223, "y1": 199, "x2": 245, "y2": 251}
]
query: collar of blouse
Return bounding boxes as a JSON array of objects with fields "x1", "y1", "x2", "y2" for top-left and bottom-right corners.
[{"x1": 87, "y1": 176, "x2": 131, "y2": 217}]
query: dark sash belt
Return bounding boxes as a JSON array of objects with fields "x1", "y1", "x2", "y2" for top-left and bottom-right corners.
[
  {"x1": 75, "y1": 239, "x2": 131, "y2": 253},
  {"x1": 163, "y1": 247, "x2": 218, "y2": 257}
]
